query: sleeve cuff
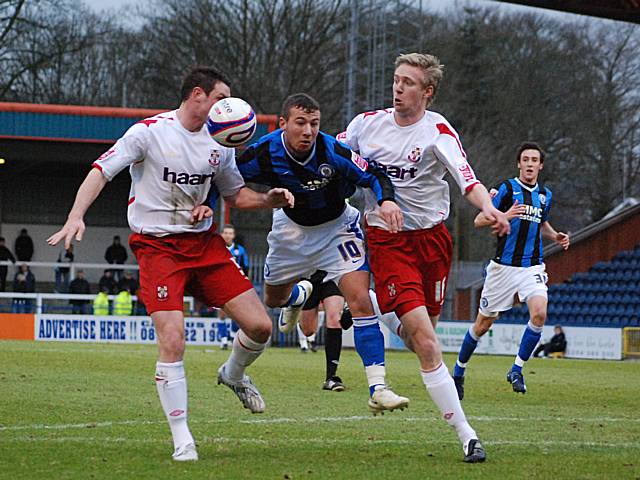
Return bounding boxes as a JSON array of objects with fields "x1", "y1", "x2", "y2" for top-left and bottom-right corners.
[
  {"x1": 377, "y1": 196, "x2": 395, "y2": 206},
  {"x1": 465, "y1": 182, "x2": 480, "y2": 194}
]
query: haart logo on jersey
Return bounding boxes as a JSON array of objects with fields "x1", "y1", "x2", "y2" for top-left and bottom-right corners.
[
  {"x1": 407, "y1": 146, "x2": 422, "y2": 163},
  {"x1": 157, "y1": 285, "x2": 168, "y2": 300},
  {"x1": 163, "y1": 167, "x2": 214, "y2": 185},
  {"x1": 318, "y1": 163, "x2": 335, "y2": 178},
  {"x1": 208, "y1": 149, "x2": 221, "y2": 167},
  {"x1": 351, "y1": 152, "x2": 368, "y2": 171},
  {"x1": 379, "y1": 164, "x2": 418, "y2": 180}
]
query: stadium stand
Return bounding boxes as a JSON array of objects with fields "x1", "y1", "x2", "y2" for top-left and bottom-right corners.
[{"x1": 497, "y1": 243, "x2": 640, "y2": 328}]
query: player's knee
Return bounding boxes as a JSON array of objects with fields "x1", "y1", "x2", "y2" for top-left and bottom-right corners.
[
  {"x1": 159, "y1": 330, "x2": 185, "y2": 360},
  {"x1": 245, "y1": 319, "x2": 272, "y2": 343},
  {"x1": 530, "y1": 310, "x2": 546, "y2": 326},
  {"x1": 346, "y1": 294, "x2": 373, "y2": 317},
  {"x1": 325, "y1": 312, "x2": 342, "y2": 329},
  {"x1": 300, "y1": 324, "x2": 315, "y2": 337}
]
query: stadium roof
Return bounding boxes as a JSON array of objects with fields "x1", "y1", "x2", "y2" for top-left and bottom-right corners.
[
  {"x1": 493, "y1": 0, "x2": 640, "y2": 23},
  {"x1": 0, "y1": 102, "x2": 276, "y2": 176}
]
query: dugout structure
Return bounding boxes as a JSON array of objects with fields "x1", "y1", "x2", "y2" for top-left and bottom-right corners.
[{"x1": 623, "y1": 327, "x2": 640, "y2": 358}]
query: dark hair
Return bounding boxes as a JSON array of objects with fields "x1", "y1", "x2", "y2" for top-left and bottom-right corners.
[
  {"x1": 280, "y1": 93, "x2": 320, "y2": 120},
  {"x1": 113, "y1": 235, "x2": 120, "y2": 241},
  {"x1": 0, "y1": 237, "x2": 4, "y2": 242},
  {"x1": 222, "y1": 224, "x2": 235, "y2": 230},
  {"x1": 180, "y1": 66, "x2": 231, "y2": 102},
  {"x1": 516, "y1": 142, "x2": 545, "y2": 163}
]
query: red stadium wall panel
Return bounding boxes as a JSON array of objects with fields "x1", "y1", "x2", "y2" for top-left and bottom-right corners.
[{"x1": 0, "y1": 314, "x2": 35, "y2": 340}]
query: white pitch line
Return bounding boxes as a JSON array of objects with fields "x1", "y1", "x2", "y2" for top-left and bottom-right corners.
[
  {"x1": 2, "y1": 435, "x2": 638, "y2": 449},
  {"x1": 1, "y1": 414, "x2": 639, "y2": 433}
]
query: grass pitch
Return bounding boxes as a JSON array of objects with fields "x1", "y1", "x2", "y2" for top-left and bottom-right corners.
[{"x1": 1, "y1": 340, "x2": 639, "y2": 480}]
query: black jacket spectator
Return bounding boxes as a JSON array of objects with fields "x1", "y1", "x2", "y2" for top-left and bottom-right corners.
[
  {"x1": 14, "y1": 265, "x2": 36, "y2": 293},
  {"x1": 99, "y1": 270, "x2": 117, "y2": 295},
  {"x1": 105, "y1": 236, "x2": 128, "y2": 265},
  {"x1": 69, "y1": 271, "x2": 91, "y2": 304},
  {"x1": 118, "y1": 271, "x2": 139, "y2": 294},
  {"x1": 534, "y1": 326, "x2": 567, "y2": 358},
  {"x1": 0, "y1": 236, "x2": 16, "y2": 292},
  {"x1": 14, "y1": 229, "x2": 34, "y2": 262}
]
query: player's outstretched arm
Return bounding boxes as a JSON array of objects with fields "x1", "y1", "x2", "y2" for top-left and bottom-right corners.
[
  {"x1": 466, "y1": 184, "x2": 510, "y2": 235},
  {"x1": 541, "y1": 221, "x2": 570, "y2": 250},
  {"x1": 47, "y1": 168, "x2": 108, "y2": 249},
  {"x1": 225, "y1": 187, "x2": 294, "y2": 210}
]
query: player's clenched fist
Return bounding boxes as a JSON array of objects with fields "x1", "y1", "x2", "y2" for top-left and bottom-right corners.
[
  {"x1": 266, "y1": 188, "x2": 295, "y2": 208},
  {"x1": 379, "y1": 200, "x2": 404, "y2": 233}
]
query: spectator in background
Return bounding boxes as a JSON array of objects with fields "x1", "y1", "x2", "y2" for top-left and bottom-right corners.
[
  {"x1": 105, "y1": 235, "x2": 128, "y2": 281},
  {"x1": 220, "y1": 224, "x2": 249, "y2": 275},
  {"x1": 118, "y1": 270, "x2": 139, "y2": 295},
  {"x1": 533, "y1": 325, "x2": 567, "y2": 358},
  {"x1": 114, "y1": 284, "x2": 133, "y2": 316},
  {"x1": 14, "y1": 228, "x2": 34, "y2": 262},
  {"x1": 0, "y1": 236, "x2": 16, "y2": 292},
  {"x1": 55, "y1": 244, "x2": 74, "y2": 293},
  {"x1": 99, "y1": 269, "x2": 117, "y2": 295},
  {"x1": 13, "y1": 264, "x2": 35, "y2": 313},
  {"x1": 93, "y1": 284, "x2": 110, "y2": 315},
  {"x1": 69, "y1": 269, "x2": 91, "y2": 314}
]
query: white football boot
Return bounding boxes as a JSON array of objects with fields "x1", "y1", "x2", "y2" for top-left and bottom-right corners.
[
  {"x1": 217, "y1": 365, "x2": 266, "y2": 413},
  {"x1": 172, "y1": 443, "x2": 198, "y2": 461},
  {"x1": 367, "y1": 387, "x2": 410, "y2": 415},
  {"x1": 278, "y1": 280, "x2": 313, "y2": 333}
]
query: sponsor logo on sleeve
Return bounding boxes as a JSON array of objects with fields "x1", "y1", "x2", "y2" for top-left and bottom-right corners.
[
  {"x1": 458, "y1": 164, "x2": 475, "y2": 182},
  {"x1": 97, "y1": 148, "x2": 116, "y2": 162},
  {"x1": 351, "y1": 152, "x2": 368, "y2": 171},
  {"x1": 336, "y1": 131, "x2": 347, "y2": 141}
]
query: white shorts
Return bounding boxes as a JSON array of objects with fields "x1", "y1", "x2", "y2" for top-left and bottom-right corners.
[
  {"x1": 264, "y1": 204, "x2": 367, "y2": 285},
  {"x1": 479, "y1": 260, "x2": 548, "y2": 317}
]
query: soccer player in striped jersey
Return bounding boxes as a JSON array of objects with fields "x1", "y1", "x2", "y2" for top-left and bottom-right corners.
[
  {"x1": 453, "y1": 142, "x2": 570, "y2": 399},
  {"x1": 236, "y1": 93, "x2": 409, "y2": 414}
]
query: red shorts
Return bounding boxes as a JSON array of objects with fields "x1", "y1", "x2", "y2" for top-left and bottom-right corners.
[
  {"x1": 129, "y1": 229, "x2": 253, "y2": 314},
  {"x1": 366, "y1": 222, "x2": 453, "y2": 318}
]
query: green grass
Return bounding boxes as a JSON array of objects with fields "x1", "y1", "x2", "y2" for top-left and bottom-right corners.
[{"x1": 1, "y1": 341, "x2": 639, "y2": 480}]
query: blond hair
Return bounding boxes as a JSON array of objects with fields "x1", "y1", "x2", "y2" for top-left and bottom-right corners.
[{"x1": 395, "y1": 53, "x2": 443, "y2": 106}]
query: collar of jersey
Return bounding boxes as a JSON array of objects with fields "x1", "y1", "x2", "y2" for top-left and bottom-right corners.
[
  {"x1": 281, "y1": 132, "x2": 316, "y2": 166},
  {"x1": 514, "y1": 177, "x2": 538, "y2": 192},
  {"x1": 389, "y1": 108, "x2": 427, "y2": 130}
]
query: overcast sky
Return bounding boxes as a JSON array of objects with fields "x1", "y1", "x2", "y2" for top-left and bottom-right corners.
[{"x1": 81, "y1": 0, "x2": 575, "y2": 20}]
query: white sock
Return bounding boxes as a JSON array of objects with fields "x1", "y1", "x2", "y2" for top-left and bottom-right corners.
[
  {"x1": 155, "y1": 361, "x2": 194, "y2": 450},
  {"x1": 223, "y1": 330, "x2": 268, "y2": 382},
  {"x1": 308, "y1": 332, "x2": 316, "y2": 343},
  {"x1": 297, "y1": 323, "x2": 309, "y2": 349},
  {"x1": 421, "y1": 362, "x2": 477, "y2": 452},
  {"x1": 369, "y1": 289, "x2": 402, "y2": 336},
  {"x1": 365, "y1": 364, "x2": 386, "y2": 391}
]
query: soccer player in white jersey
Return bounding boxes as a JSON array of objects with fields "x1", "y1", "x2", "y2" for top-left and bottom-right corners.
[
  {"x1": 341, "y1": 53, "x2": 511, "y2": 463},
  {"x1": 47, "y1": 67, "x2": 293, "y2": 462}
]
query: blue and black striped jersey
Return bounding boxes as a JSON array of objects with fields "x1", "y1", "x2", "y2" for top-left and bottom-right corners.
[
  {"x1": 235, "y1": 129, "x2": 395, "y2": 226},
  {"x1": 492, "y1": 178, "x2": 552, "y2": 267}
]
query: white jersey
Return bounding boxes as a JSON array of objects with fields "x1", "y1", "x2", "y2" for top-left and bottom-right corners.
[
  {"x1": 93, "y1": 110, "x2": 245, "y2": 236},
  {"x1": 341, "y1": 108, "x2": 480, "y2": 231}
]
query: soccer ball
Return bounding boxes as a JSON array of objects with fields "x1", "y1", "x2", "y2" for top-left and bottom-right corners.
[{"x1": 207, "y1": 97, "x2": 257, "y2": 147}]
